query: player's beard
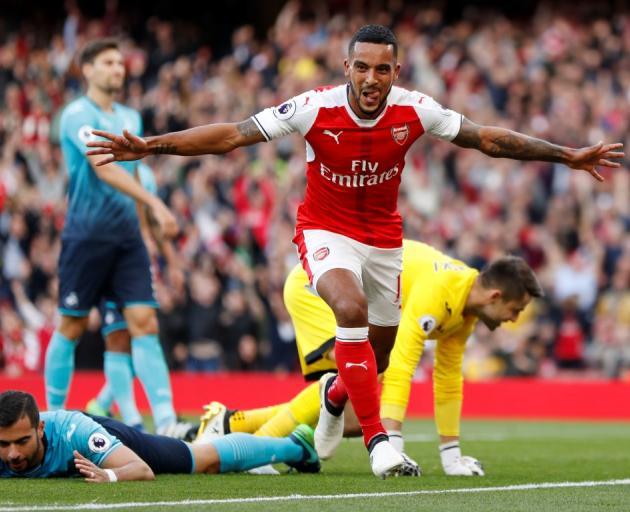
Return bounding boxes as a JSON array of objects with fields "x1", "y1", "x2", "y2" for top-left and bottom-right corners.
[
  {"x1": 24, "y1": 435, "x2": 43, "y2": 472},
  {"x1": 103, "y1": 84, "x2": 123, "y2": 96},
  {"x1": 478, "y1": 314, "x2": 500, "y2": 331},
  {"x1": 8, "y1": 436, "x2": 41, "y2": 473},
  {"x1": 101, "y1": 76, "x2": 124, "y2": 96}
]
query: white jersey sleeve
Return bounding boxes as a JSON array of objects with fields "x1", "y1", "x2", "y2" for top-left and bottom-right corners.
[
  {"x1": 252, "y1": 91, "x2": 319, "y2": 141},
  {"x1": 412, "y1": 92, "x2": 463, "y2": 141}
]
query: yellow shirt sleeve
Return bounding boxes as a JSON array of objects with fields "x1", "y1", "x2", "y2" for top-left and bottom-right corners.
[{"x1": 381, "y1": 241, "x2": 478, "y2": 432}]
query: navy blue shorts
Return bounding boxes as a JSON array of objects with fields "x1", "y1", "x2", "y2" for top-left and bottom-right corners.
[
  {"x1": 58, "y1": 237, "x2": 158, "y2": 317},
  {"x1": 98, "y1": 300, "x2": 127, "y2": 337},
  {"x1": 89, "y1": 415, "x2": 195, "y2": 474}
]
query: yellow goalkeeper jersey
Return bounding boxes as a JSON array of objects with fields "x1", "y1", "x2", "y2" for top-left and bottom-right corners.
[
  {"x1": 380, "y1": 240, "x2": 478, "y2": 434},
  {"x1": 398, "y1": 240, "x2": 478, "y2": 343}
]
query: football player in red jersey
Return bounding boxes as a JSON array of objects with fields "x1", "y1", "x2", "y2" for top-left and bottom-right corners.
[{"x1": 87, "y1": 25, "x2": 623, "y2": 478}]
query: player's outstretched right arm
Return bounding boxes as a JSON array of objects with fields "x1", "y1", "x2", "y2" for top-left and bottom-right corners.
[{"x1": 86, "y1": 119, "x2": 266, "y2": 165}]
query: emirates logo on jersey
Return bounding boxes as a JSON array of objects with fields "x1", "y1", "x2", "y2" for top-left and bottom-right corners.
[
  {"x1": 391, "y1": 124, "x2": 409, "y2": 145},
  {"x1": 313, "y1": 247, "x2": 330, "y2": 261}
]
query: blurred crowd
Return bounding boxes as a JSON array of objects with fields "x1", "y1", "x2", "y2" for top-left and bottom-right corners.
[{"x1": 1, "y1": 1, "x2": 630, "y2": 380}]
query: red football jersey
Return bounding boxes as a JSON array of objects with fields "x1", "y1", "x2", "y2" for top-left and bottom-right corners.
[{"x1": 253, "y1": 85, "x2": 462, "y2": 248}]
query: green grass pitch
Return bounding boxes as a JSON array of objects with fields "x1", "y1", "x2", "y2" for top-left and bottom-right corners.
[{"x1": 1, "y1": 419, "x2": 629, "y2": 512}]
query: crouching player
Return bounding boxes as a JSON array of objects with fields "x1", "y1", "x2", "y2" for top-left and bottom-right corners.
[
  {"x1": 196, "y1": 240, "x2": 542, "y2": 475},
  {"x1": 0, "y1": 391, "x2": 318, "y2": 482}
]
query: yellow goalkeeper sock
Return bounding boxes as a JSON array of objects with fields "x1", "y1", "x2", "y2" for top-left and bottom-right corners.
[
  {"x1": 229, "y1": 404, "x2": 286, "y2": 433},
  {"x1": 255, "y1": 382, "x2": 320, "y2": 437}
]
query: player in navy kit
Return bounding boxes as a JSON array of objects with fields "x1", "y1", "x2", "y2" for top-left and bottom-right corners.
[{"x1": 45, "y1": 38, "x2": 184, "y2": 436}]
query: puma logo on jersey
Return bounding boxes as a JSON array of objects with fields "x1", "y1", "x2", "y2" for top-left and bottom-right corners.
[
  {"x1": 323, "y1": 130, "x2": 343, "y2": 144},
  {"x1": 345, "y1": 360, "x2": 368, "y2": 370}
]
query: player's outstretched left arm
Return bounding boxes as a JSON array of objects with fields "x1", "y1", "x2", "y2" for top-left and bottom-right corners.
[
  {"x1": 73, "y1": 446, "x2": 154, "y2": 483},
  {"x1": 452, "y1": 118, "x2": 624, "y2": 182},
  {"x1": 86, "y1": 119, "x2": 266, "y2": 165}
]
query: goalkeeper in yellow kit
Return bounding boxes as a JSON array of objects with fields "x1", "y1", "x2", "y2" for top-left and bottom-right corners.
[{"x1": 196, "y1": 240, "x2": 542, "y2": 475}]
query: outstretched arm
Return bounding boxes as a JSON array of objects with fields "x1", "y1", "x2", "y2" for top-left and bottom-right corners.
[
  {"x1": 86, "y1": 119, "x2": 266, "y2": 165},
  {"x1": 452, "y1": 118, "x2": 624, "y2": 181}
]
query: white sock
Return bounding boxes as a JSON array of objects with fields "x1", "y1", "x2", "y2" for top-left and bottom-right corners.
[
  {"x1": 387, "y1": 430, "x2": 404, "y2": 453},
  {"x1": 439, "y1": 440, "x2": 461, "y2": 467}
]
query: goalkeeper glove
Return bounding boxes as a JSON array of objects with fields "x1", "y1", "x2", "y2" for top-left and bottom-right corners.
[{"x1": 440, "y1": 441, "x2": 485, "y2": 476}]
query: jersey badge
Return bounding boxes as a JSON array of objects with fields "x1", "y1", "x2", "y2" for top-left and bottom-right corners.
[
  {"x1": 313, "y1": 247, "x2": 330, "y2": 261},
  {"x1": 273, "y1": 100, "x2": 297, "y2": 121},
  {"x1": 77, "y1": 125, "x2": 96, "y2": 144},
  {"x1": 88, "y1": 432, "x2": 112, "y2": 453},
  {"x1": 391, "y1": 124, "x2": 409, "y2": 145},
  {"x1": 418, "y1": 314, "x2": 437, "y2": 335},
  {"x1": 64, "y1": 292, "x2": 79, "y2": 308}
]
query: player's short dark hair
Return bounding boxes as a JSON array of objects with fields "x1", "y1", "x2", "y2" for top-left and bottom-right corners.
[
  {"x1": 0, "y1": 391, "x2": 40, "y2": 429},
  {"x1": 480, "y1": 256, "x2": 544, "y2": 302},
  {"x1": 348, "y1": 24, "x2": 398, "y2": 59},
  {"x1": 79, "y1": 38, "x2": 120, "y2": 66}
]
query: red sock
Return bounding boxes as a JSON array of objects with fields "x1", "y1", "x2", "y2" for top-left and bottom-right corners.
[
  {"x1": 335, "y1": 338, "x2": 386, "y2": 448},
  {"x1": 327, "y1": 374, "x2": 348, "y2": 409}
]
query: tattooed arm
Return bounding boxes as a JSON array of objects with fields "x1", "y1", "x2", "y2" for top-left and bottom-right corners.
[
  {"x1": 145, "y1": 119, "x2": 267, "y2": 155},
  {"x1": 452, "y1": 118, "x2": 624, "y2": 181},
  {"x1": 86, "y1": 119, "x2": 266, "y2": 165}
]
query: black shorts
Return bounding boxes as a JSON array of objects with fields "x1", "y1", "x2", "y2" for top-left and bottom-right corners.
[
  {"x1": 88, "y1": 415, "x2": 194, "y2": 474},
  {"x1": 58, "y1": 237, "x2": 158, "y2": 317}
]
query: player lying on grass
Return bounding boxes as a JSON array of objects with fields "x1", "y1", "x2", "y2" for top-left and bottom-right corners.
[
  {"x1": 195, "y1": 241, "x2": 543, "y2": 476},
  {"x1": 0, "y1": 391, "x2": 318, "y2": 482}
]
